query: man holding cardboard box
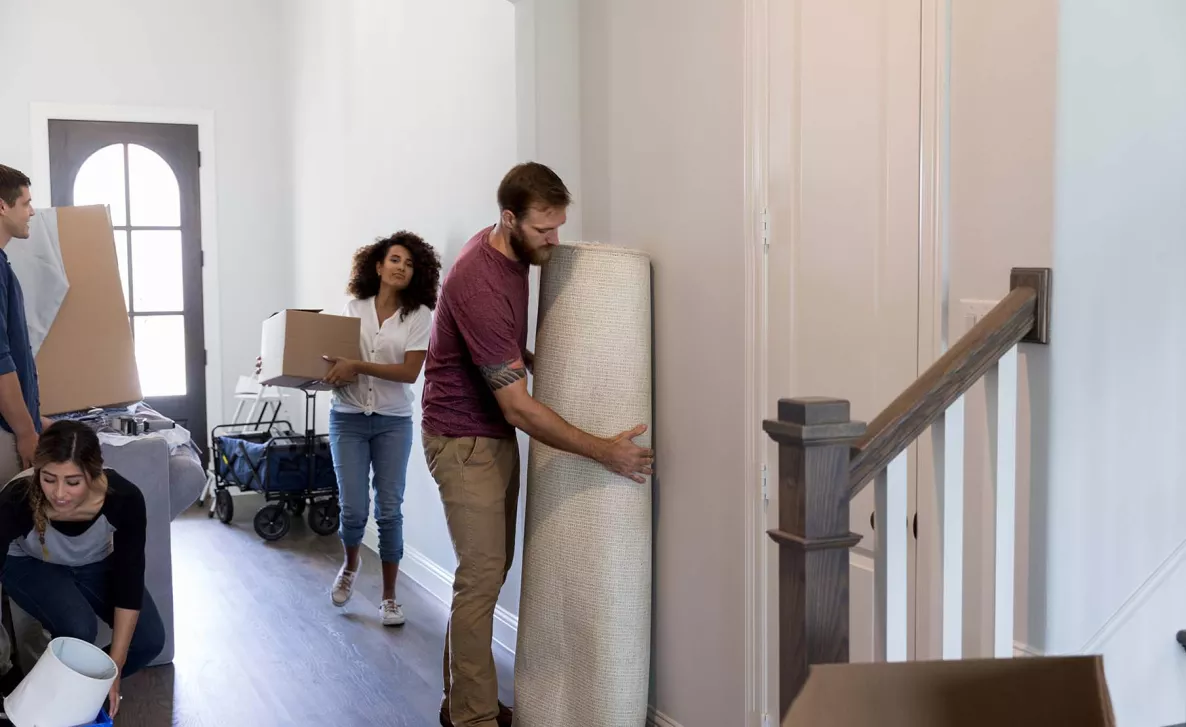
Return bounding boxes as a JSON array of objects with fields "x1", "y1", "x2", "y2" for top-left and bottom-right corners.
[
  {"x1": 0, "y1": 166, "x2": 44, "y2": 480},
  {"x1": 421, "y1": 162, "x2": 654, "y2": 727}
]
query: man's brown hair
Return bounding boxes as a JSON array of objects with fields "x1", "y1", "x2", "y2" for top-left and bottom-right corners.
[
  {"x1": 0, "y1": 165, "x2": 31, "y2": 207},
  {"x1": 497, "y1": 162, "x2": 571, "y2": 221}
]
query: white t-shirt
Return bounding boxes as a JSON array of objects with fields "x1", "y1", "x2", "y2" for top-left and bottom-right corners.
[{"x1": 331, "y1": 298, "x2": 433, "y2": 417}]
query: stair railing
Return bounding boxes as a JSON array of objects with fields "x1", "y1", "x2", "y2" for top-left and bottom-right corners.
[{"x1": 765, "y1": 267, "x2": 1052, "y2": 719}]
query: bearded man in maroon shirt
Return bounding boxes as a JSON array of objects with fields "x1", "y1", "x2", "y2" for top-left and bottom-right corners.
[{"x1": 422, "y1": 162, "x2": 653, "y2": 727}]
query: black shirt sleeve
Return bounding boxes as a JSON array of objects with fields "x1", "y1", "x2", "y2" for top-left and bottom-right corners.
[
  {"x1": 103, "y1": 471, "x2": 147, "y2": 611},
  {"x1": 0, "y1": 478, "x2": 35, "y2": 573}
]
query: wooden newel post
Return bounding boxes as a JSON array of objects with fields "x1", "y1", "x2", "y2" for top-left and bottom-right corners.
[{"x1": 764, "y1": 397, "x2": 866, "y2": 719}]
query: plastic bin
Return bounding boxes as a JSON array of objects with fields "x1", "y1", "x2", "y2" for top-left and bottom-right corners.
[{"x1": 75, "y1": 708, "x2": 114, "y2": 727}]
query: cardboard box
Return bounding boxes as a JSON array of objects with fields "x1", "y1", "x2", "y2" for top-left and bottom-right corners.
[
  {"x1": 783, "y1": 656, "x2": 1115, "y2": 727},
  {"x1": 37, "y1": 206, "x2": 142, "y2": 415},
  {"x1": 259, "y1": 309, "x2": 360, "y2": 390}
]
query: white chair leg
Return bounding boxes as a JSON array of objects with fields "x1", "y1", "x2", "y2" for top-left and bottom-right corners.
[{"x1": 199, "y1": 470, "x2": 215, "y2": 507}]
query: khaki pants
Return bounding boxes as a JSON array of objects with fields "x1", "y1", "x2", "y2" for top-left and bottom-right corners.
[{"x1": 423, "y1": 433, "x2": 520, "y2": 727}]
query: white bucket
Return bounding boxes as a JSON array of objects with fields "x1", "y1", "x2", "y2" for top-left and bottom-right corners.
[{"x1": 3, "y1": 637, "x2": 117, "y2": 727}]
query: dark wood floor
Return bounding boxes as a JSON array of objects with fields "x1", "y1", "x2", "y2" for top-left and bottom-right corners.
[{"x1": 115, "y1": 494, "x2": 515, "y2": 726}]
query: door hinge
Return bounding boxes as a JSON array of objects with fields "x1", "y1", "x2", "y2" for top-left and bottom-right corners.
[
  {"x1": 200, "y1": 250, "x2": 205, "y2": 268},
  {"x1": 197, "y1": 149, "x2": 202, "y2": 167},
  {"x1": 760, "y1": 208, "x2": 769, "y2": 252},
  {"x1": 762, "y1": 712, "x2": 773, "y2": 727},
  {"x1": 761, "y1": 464, "x2": 769, "y2": 507},
  {"x1": 203, "y1": 349, "x2": 208, "y2": 367}
]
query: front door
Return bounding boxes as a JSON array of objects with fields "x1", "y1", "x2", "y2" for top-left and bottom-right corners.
[{"x1": 47, "y1": 120, "x2": 207, "y2": 456}]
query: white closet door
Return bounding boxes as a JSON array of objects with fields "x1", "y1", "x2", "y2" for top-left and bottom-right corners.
[{"x1": 765, "y1": 0, "x2": 924, "y2": 680}]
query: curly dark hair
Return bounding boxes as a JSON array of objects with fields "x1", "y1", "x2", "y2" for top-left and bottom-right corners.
[{"x1": 347, "y1": 231, "x2": 441, "y2": 319}]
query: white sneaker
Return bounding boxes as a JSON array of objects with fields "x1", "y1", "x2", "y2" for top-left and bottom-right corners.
[
  {"x1": 380, "y1": 599, "x2": 405, "y2": 627},
  {"x1": 331, "y1": 566, "x2": 357, "y2": 607}
]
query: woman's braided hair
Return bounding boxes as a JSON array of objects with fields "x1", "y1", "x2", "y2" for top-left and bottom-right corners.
[{"x1": 27, "y1": 421, "x2": 105, "y2": 552}]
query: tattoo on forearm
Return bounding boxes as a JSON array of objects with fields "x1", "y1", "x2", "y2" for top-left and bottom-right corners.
[{"x1": 480, "y1": 360, "x2": 527, "y2": 391}]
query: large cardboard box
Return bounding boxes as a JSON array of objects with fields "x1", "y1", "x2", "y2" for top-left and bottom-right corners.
[
  {"x1": 37, "y1": 206, "x2": 142, "y2": 415},
  {"x1": 783, "y1": 656, "x2": 1115, "y2": 727},
  {"x1": 259, "y1": 309, "x2": 360, "y2": 390}
]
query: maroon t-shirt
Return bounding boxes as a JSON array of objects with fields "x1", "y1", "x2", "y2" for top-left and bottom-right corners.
[{"x1": 422, "y1": 226, "x2": 529, "y2": 439}]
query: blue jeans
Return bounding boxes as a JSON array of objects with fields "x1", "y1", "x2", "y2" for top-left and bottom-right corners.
[
  {"x1": 2, "y1": 555, "x2": 165, "y2": 678},
  {"x1": 328, "y1": 411, "x2": 413, "y2": 563}
]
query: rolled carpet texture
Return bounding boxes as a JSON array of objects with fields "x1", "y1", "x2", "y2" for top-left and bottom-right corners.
[{"x1": 514, "y1": 243, "x2": 653, "y2": 727}]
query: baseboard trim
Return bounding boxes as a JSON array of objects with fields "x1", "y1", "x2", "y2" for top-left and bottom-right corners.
[
  {"x1": 362, "y1": 526, "x2": 518, "y2": 656},
  {"x1": 1079, "y1": 530, "x2": 1186, "y2": 654},
  {"x1": 648, "y1": 705, "x2": 684, "y2": 727},
  {"x1": 1014, "y1": 641, "x2": 1044, "y2": 657}
]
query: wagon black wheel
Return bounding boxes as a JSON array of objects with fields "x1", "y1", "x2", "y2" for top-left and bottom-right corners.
[
  {"x1": 253, "y1": 504, "x2": 290, "y2": 542},
  {"x1": 285, "y1": 499, "x2": 306, "y2": 517},
  {"x1": 215, "y1": 490, "x2": 234, "y2": 524},
  {"x1": 308, "y1": 500, "x2": 340, "y2": 537}
]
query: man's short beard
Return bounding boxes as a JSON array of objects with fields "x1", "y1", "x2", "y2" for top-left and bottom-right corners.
[{"x1": 510, "y1": 225, "x2": 553, "y2": 266}]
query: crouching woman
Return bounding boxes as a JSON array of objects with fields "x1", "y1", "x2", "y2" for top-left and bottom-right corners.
[{"x1": 0, "y1": 420, "x2": 164, "y2": 715}]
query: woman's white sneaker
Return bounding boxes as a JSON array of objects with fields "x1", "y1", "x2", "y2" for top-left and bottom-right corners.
[
  {"x1": 380, "y1": 599, "x2": 405, "y2": 627},
  {"x1": 331, "y1": 566, "x2": 357, "y2": 607}
]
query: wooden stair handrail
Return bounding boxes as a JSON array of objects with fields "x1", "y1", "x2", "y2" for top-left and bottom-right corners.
[{"x1": 848, "y1": 280, "x2": 1045, "y2": 499}]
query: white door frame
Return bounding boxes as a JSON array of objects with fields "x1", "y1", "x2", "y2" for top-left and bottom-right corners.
[
  {"x1": 912, "y1": 0, "x2": 954, "y2": 662},
  {"x1": 743, "y1": 0, "x2": 771, "y2": 724},
  {"x1": 28, "y1": 102, "x2": 225, "y2": 435},
  {"x1": 508, "y1": 0, "x2": 538, "y2": 163}
]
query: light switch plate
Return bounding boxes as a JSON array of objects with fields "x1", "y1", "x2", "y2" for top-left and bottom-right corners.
[{"x1": 960, "y1": 298, "x2": 999, "y2": 335}]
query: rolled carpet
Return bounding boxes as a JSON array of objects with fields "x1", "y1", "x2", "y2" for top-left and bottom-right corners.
[{"x1": 514, "y1": 243, "x2": 653, "y2": 727}]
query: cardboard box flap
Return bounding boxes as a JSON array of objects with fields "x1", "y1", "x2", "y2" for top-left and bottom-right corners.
[
  {"x1": 37, "y1": 206, "x2": 142, "y2": 415},
  {"x1": 267, "y1": 308, "x2": 322, "y2": 318},
  {"x1": 784, "y1": 656, "x2": 1115, "y2": 727}
]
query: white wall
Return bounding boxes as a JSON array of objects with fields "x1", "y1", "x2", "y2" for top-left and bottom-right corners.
[
  {"x1": 0, "y1": 0, "x2": 293, "y2": 419},
  {"x1": 286, "y1": 0, "x2": 521, "y2": 613},
  {"x1": 1045, "y1": 2, "x2": 1186, "y2": 724},
  {"x1": 940, "y1": 5, "x2": 1186, "y2": 722},
  {"x1": 579, "y1": 1, "x2": 748, "y2": 725}
]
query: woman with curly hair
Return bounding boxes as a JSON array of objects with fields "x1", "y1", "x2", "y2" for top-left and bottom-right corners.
[{"x1": 318, "y1": 231, "x2": 440, "y2": 626}]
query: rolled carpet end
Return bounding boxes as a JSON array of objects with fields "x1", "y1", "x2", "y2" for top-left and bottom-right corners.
[{"x1": 514, "y1": 242, "x2": 654, "y2": 727}]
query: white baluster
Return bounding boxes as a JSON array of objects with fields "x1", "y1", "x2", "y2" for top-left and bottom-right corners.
[
  {"x1": 874, "y1": 451, "x2": 909, "y2": 662},
  {"x1": 993, "y1": 345, "x2": 1019, "y2": 658},
  {"x1": 936, "y1": 396, "x2": 965, "y2": 659}
]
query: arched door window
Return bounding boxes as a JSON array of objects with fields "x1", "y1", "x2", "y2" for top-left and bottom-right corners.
[{"x1": 73, "y1": 143, "x2": 187, "y2": 398}]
